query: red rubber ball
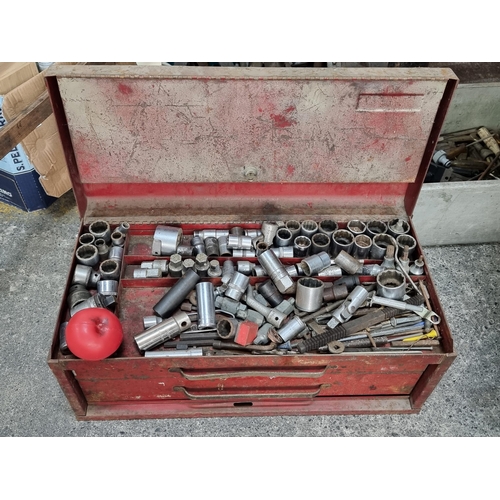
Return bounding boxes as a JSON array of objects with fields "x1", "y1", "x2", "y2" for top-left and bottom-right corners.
[{"x1": 66, "y1": 308, "x2": 123, "y2": 360}]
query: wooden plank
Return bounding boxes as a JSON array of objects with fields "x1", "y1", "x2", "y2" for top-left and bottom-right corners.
[{"x1": 0, "y1": 91, "x2": 52, "y2": 160}]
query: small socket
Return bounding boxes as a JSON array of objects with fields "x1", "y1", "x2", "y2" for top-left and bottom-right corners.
[{"x1": 300, "y1": 220, "x2": 318, "y2": 239}]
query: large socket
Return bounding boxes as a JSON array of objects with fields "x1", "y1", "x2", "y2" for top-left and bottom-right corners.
[
  {"x1": 89, "y1": 220, "x2": 111, "y2": 244},
  {"x1": 296, "y1": 277, "x2": 324, "y2": 312},
  {"x1": 154, "y1": 225, "x2": 182, "y2": 256},
  {"x1": 377, "y1": 269, "x2": 406, "y2": 300},
  {"x1": 331, "y1": 230, "x2": 354, "y2": 258},
  {"x1": 196, "y1": 282, "x2": 216, "y2": 329},
  {"x1": 370, "y1": 234, "x2": 393, "y2": 259}
]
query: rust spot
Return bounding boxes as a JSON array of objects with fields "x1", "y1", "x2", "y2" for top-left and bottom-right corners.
[
  {"x1": 405, "y1": 156, "x2": 412, "y2": 162},
  {"x1": 369, "y1": 385, "x2": 377, "y2": 390},
  {"x1": 118, "y1": 83, "x2": 133, "y2": 95}
]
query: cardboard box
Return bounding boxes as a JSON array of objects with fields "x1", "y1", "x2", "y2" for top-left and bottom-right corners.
[
  {"x1": 0, "y1": 62, "x2": 71, "y2": 211},
  {"x1": 46, "y1": 66, "x2": 458, "y2": 420}
]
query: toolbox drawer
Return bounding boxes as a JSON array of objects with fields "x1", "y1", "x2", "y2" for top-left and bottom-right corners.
[{"x1": 46, "y1": 66, "x2": 457, "y2": 420}]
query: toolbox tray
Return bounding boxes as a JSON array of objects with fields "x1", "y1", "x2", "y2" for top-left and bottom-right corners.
[{"x1": 46, "y1": 66, "x2": 457, "y2": 420}]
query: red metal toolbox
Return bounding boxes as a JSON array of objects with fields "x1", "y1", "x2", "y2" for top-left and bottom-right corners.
[{"x1": 46, "y1": 65, "x2": 458, "y2": 420}]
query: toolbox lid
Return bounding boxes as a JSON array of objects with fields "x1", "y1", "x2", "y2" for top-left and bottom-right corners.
[{"x1": 45, "y1": 66, "x2": 457, "y2": 224}]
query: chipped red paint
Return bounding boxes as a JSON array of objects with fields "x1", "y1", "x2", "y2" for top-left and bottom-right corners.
[
  {"x1": 286, "y1": 164, "x2": 295, "y2": 176},
  {"x1": 405, "y1": 156, "x2": 412, "y2": 162},
  {"x1": 270, "y1": 105, "x2": 296, "y2": 128}
]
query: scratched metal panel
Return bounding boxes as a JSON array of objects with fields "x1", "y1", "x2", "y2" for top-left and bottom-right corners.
[{"x1": 57, "y1": 75, "x2": 447, "y2": 185}]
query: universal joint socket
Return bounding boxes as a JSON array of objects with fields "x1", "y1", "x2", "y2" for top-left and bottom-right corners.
[
  {"x1": 134, "y1": 311, "x2": 192, "y2": 351},
  {"x1": 154, "y1": 225, "x2": 182, "y2": 256},
  {"x1": 225, "y1": 271, "x2": 250, "y2": 302},
  {"x1": 258, "y1": 249, "x2": 294, "y2": 294},
  {"x1": 327, "y1": 285, "x2": 369, "y2": 328},
  {"x1": 153, "y1": 268, "x2": 201, "y2": 318},
  {"x1": 196, "y1": 282, "x2": 216, "y2": 329},
  {"x1": 245, "y1": 285, "x2": 288, "y2": 328},
  {"x1": 72, "y1": 264, "x2": 101, "y2": 288},
  {"x1": 300, "y1": 251, "x2": 331, "y2": 276}
]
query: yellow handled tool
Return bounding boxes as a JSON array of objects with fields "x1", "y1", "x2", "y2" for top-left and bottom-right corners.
[{"x1": 403, "y1": 330, "x2": 438, "y2": 342}]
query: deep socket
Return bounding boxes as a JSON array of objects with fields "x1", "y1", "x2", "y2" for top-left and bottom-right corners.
[
  {"x1": 95, "y1": 238, "x2": 110, "y2": 261},
  {"x1": 135, "y1": 311, "x2": 192, "y2": 351},
  {"x1": 258, "y1": 279, "x2": 284, "y2": 307},
  {"x1": 196, "y1": 282, "x2": 216, "y2": 329},
  {"x1": 153, "y1": 268, "x2": 201, "y2": 318},
  {"x1": 221, "y1": 260, "x2": 235, "y2": 284},
  {"x1": 258, "y1": 249, "x2": 294, "y2": 294}
]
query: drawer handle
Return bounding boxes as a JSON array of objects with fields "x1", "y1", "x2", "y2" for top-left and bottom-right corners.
[
  {"x1": 169, "y1": 367, "x2": 328, "y2": 380},
  {"x1": 174, "y1": 385, "x2": 327, "y2": 400}
]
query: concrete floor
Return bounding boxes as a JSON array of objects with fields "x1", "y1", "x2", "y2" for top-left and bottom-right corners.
[{"x1": 0, "y1": 191, "x2": 499, "y2": 436}]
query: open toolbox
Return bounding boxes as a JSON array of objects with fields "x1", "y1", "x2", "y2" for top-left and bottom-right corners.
[{"x1": 46, "y1": 65, "x2": 458, "y2": 420}]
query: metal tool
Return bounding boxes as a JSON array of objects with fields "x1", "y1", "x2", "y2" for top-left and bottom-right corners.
[
  {"x1": 334, "y1": 250, "x2": 363, "y2": 275},
  {"x1": 245, "y1": 285, "x2": 288, "y2": 328},
  {"x1": 274, "y1": 228, "x2": 293, "y2": 247},
  {"x1": 293, "y1": 236, "x2": 311, "y2": 257},
  {"x1": 370, "y1": 295, "x2": 441, "y2": 324},
  {"x1": 196, "y1": 282, "x2": 216, "y2": 329},
  {"x1": 296, "y1": 278, "x2": 324, "y2": 312},
  {"x1": 318, "y1": 219, "x2": 338, "y2": 236},
  {"x1": 311, "y1": 233, "x2": 331, "y2": 254},
  {"x1": 89, "y1": 220, "x2": 111, "y2": 244},
  {"x1": 285, "y1": 220, "x2": 301, "y2": 238},
  {"x1": 258, "y1": 249, "x2": 294, "y2": 294},
  {"x1": 154, "y1": 225, "x2": 182, "y2": 255},
  {"x1": 72, "y1": 264, "x2": 101, "y2": 288},
  {"x1": 376, "y1": 269, "x2": 406, "y2": 300},
  {"x1": 331, "y1": 229, "x2": 354, "y2": 258},
  {"x1": 76, "y1": 244, "x2": 99, "y2": 267},
  {"x1": 327, "y1": 285, "x2": 370, "y2": 329},
  {"x1": 225, "y1": 271, "x2": 250, "y2": 302}
]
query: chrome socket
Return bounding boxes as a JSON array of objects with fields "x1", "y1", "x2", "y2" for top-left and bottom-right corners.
[
  {"x1": 133, "y1": 268, "x2": 162, "y2": 278},
  {"x1": 318, "y1": 219, "x2": 338, "y2": 237},
  {"x1": 362, "y1": 264, "x2": 383, "y2": 276},
  {"x1": 253, "y1": 265, "x2": 268, "y2": 277},
  {"x1": 72, "y1": 264, "x2": 101, "y2": 288},
  {"x1": 347, "y1": 220, "x2": 366, "y2": 236},
  {"x1": 258, "y1": 249, "x2": 294, "y2": 294},
  {"x1": 255, "y1": 241, "x2": 270, "y2": 256},
  {"x1": 370, "y1": 234, "x2": 393, "y2": 260},
  {"x1": 195, "y1": 253, "x2": 209, "y2": 277},
  {"x1": 97, "y1": 280, "x2": 119, "y2": 296},
  {"x1": 285, "y1": 264, "x2": 299, "y2": 278},
  {"x1": 254, "y1": 323, "x2": 273, "y2": 345},
  {"x1": 396, "y1": 234, "x2": 417, "y2": 259},
  {"x1": 311, "y1": 233, "x2": 331, "y2": 254},
  {"x1": 191, "y1": 236, "x2": 206, "y2": 255},
  {"x1": 274, "y1": 316, "x2": 307, "y2": 343},
  {"x1": 143, "y1": 315, "x2": 162, "y2": 329},
  {"x1": 135, "y1": 310, "x2": 192, "y2": 351},
  {"x1": 230, "y1": 226, "x2": 244, "y2": 236},
  {"x1": 285, "y1": 220, "x2": 301, "y2": 238},
  {"x1": 95, "y1": 238, "x2": 110, "y2": 261},
  {"x1": 376, "y1": 269, "x2": 406, "y2": 300},
  {"x1": 300, "y1": 220, "x2": 318, "y2": 239},
  {"x1": 258, "y1": 279, "x2": 284, "y2": 307},
  {"x1": 154, "y1": 225, "x2": 182, "y2": 256},
  {"x1": 296, "y1": 277, "x2": 324, "y2": 312},
  {"x1": 216, "y1": 318, "x2": 239, "y2": 340},
  {"x1": 76, "y1": 244, "x2": 99, "y2": 267},
  {"x1": 334, "y1": 250, "x2": 363, "y2": 275},
  {"x1": 387, "y1": 218, "x2": 410, "y2": 238},
  {"x1": 317, "y1": 265, "x2": 343, "y2": 277},
  {"x1": 244, "y1": 229, "x2": 262, "y2": 238},
  {"x1": 152, "y1": 240, "x2": 162, "y2": 256},
  {"x1": 232, "y1": 249, "x2": 256, "y2": 258},
  {"x1": 153, "y1": 268, "x2": 201, "y2": 318},
  {"x1": 108, "y1": 246, "x2": 123, "y2": 263},
  {"x1": 323, "y1": 282, "x2": 349, "y2": 302},
  {"x1": 100, "y1": 259, "x2": 121, "y2": 280},
  {"x1": 300, "y1": 251, "x2": 331, "y2": 276},
  {"x1": 221, "y1": 260, "x2": 235, "y2": 284},
  {"x1": 118, "y1": 222, "x2": 130, "y2": 235},
  {"x1": 274, "y1": 228, "x2": 293, "y2": 247},
  {"x1": 271, "y1": 246, "x2": 294, "y2": 259},
  {"x1": 145, "y1": 259, "x2": 169, "y2": 275},
  {"x1": 111, "y1": 230, "x2": 125, "y2": 247},
  {"x1": 331, "y1": 230, "x2": 354, "y2": 258},
  {"x1": 381, "y1": 245, "x2": 396, "y2": 270},
  {"x1": 169, "y1": 254, "x2": 183, "y2": 277},
  {"x1": 78, "y1": 233, "x2": 95, "y2": 246},
  {"x1": 261, "y1": 221, "x2": 279, "y2": 246},
  {"x1": 352, "y1": 234, "x2": 372, "y2": 259},
  {"x1": 196, "y1": 282, "x2": 216, "y2": 329},
  {"x1": 67, "y1": 284, "x2": 91, "y2": 310},
  {"x1": 227, "y1": 235, "x2": 253, "y2": 250},
  {"x1": 218, "y1": 236, "x2": 231, "y2": 256},
  {"x1": 293, "y1": 235, "x2": 311, "y2": 258},
  {"x1": 204, "y1": 237, "x2": 220, "y2": 257},
  {"x1": 207, "y1": 260, "x2": 222, "y2": 278},
  {"x1": 225, "y1": 271, "x2": 250, "y2": 302},
  {"x1": 237, "y1": 261, "x2": 255, "y2": 276},
  {"x1": 89, "y1": 220, "x2": 111, "y2": 244},
  {"x1": 176, "y1": 245, "x2": 194, "y2": 257},
  {"x1": 366, "y1": 220, "x2": 388, "y2": 238},
  {"x1": 195, "y1": 229, "x2": 229, "y2": 239},
  {"x1": 144, "y1": 348, "x2": 203, "y2": 358}
]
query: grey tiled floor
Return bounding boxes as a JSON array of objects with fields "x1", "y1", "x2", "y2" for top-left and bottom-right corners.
[{"x1": 1, "y1": 192, "x2": 498, "y2": 436}]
